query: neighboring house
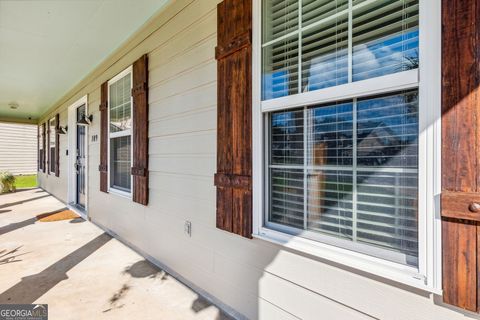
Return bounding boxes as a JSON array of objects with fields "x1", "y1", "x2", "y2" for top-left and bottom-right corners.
[
  {"x1": 3, "y1": 0, "x2": 480, "y2": 319},
  {"x1": 0, "y1": 122, "x2": 37, "y2": 175}
]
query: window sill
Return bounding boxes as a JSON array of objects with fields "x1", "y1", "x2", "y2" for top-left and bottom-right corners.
[
  {"x1": 108, "y1": 187, "x2": 132, "y2": 200},
  {"x1": 253, "y1": 227, "x2": 442, "y2": 295}
]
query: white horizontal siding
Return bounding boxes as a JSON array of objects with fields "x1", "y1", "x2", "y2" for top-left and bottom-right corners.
[
  {"x1": 37, "y1": 110, "x2": 68, "y2": 202},
  {"x1": 36, "y1": 0, "x2": 478, "y2": 319},
  {"x1": 0, "y1": 122, "x2": 37, "y2": 175}
]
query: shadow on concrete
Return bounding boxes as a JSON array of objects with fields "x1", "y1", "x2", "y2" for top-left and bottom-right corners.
[
  {"x1": 12, "y1": 188, "x2": 38, "y2": 193},
  {"x1": 0, "y1": 189, "x2": 38, "y2": 196},
  {"x1": 103, "y1": 283, "x2": 130, "y2": 313},
  {"x1": 124, "y1": 260, "x2": 161, "y2": 279},
  {"x1": 191, "y1": 296, "x2": 231, "y2": 319},
  {"x1": 0, "y1": 247, "x2": 29, "y2": 266},
  {"x1": 0, "y1": 209, "x2": 66, "y2": 236},
  {"x1": 0, "y1": 217, "x2": 37, "y2": 236},
  {"x1": 0, "y1": 210, "x2": 11, "y2": 214},
  {"x1": 0, "y1": 195, "x2": 50, "y2": 209},
  {"x1": 191, "y1": 296, "x2": 212, "y2": 312},
  {"x1": 69, "y1": 218, "x2": 85, "y2": 224},
  {"x1": 0, "y1": 233, "x2": 112, "y2": 304}
]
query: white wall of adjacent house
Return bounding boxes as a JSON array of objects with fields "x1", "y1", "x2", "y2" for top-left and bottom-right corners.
[
  {"x1": 37, "y1": 0, "x2": 480, "y2": 319},
  {"x1": 0, "y1": 122, "x2": 37, "y2": 175}
]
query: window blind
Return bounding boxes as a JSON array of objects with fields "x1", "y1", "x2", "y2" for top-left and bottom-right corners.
[
  {"x1": 110, "y1": 136, "x2": 131, "y2": 191},
  {"x1": 109, "y1": 72, "x2": 132, "y2": 193},
  {"x1": 262, "y1": 36, "x2": 299, "y2": 100},
  {"x1": 270, "y1": 168, "x2": 304, "y2": 229},
  {"x1": 110, "y1": 74, "x2": 132, "y2": 133},
  {"x1": 268, "y1": 90, "x2": 419, "y2": 266},
  {"x1": 302, "y1": 0, "x2": 349, "y2": 27},
  {"x1": 262, "y1": 0, "x2": 298, "y2": 43}
]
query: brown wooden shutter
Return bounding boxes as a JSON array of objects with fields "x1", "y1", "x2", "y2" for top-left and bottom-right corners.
[
  {"x1": 441, "y1": 0, "x2": 480, "y2": 312},
  {"x1": 37, "y1": 125, "x2": 40, "y2": 172},
  {"x1": 42, "y1": 123, "x2": 46, "y2": 173},
  {"x1": 47, "y1": 122, "x2": 51, "y2": 175},
  {"x1": 214, "y1": 0, "x2": 252, "y2": 238},
  {"x1": 131, "y1": 54, "x2": 149, "y2": 205},
  {"x1": 55, "y1": 113, "x2": 60, "y2": 177},
  {"x1": 99, "y1": 81, "x2": 109, "y2": 193}
]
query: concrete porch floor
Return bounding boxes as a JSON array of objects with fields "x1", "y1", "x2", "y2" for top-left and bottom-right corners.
[{"x1": 0, "y1": 188, "x2": 230, "y2": 320}]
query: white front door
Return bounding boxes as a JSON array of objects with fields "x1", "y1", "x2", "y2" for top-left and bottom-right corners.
[
  {"x1": 68, "y1": 95, "x2": 88, "y2": 218},
  {"x1": 75, "y1": 104, "x2": 87, "y2": 209}
]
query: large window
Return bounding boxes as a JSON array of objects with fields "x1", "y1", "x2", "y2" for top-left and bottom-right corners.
[
  {"x1": 108, "y1": 67, "x2": 133, "y2": 195},
  {"x1": 49, "y1": 117, "x2": 56, "y2": 174},
  {"x1": 256, "y1": 0, "x2": 439, "y2": 283}
]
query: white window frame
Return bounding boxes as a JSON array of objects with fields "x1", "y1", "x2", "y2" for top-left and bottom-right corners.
[
  {"x1": 107, "y1": 65, "x2": 133, "y2": 199},
  {"x1": 252, "y1": 0, "x2": 442, "y2": 293},
  {"x1": 48, "y1": 117, "x2": 56, "y2": 175}
]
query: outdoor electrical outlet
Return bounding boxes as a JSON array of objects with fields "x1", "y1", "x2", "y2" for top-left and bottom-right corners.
[{"x1": 184, "y1": 221, "x2": 192, "y2": 237}]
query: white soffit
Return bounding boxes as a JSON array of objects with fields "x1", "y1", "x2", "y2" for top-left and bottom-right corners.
[{"x1": 0, "y1": 0, "x2": 169, "y2": 120}]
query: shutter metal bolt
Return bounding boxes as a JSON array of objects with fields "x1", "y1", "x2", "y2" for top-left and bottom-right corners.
[{"x1": 468, "y1": 203, "x2": 480, "y2": 213}]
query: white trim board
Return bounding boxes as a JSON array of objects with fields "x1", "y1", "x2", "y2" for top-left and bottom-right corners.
[{"x1": 67, "y1": 95, "x2": 89, "y2": 218}]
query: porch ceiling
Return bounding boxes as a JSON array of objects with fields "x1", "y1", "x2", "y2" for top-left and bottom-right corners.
[{"x1": 0, "y1": 0, "x2": 169, "y2": 122}]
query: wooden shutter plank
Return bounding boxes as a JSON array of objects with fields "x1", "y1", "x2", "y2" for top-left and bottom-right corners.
[
  {"x1": 233, "y1": 188, "x2": 252, "y2": 238},
  {"x1": 441, "y1": 0, "x2": 480, "y2": 312},
  {"x1": 216, "y1": 186, "x2": 233, "y2": 232},
  {"x1": 132, "y1": 54, "x2": 149, "y2": 205},
  {"x1": 442, "y1": 218, "x2": 478, "y2": 310},
  {"x1": 37, "y1": 126, "x2": 40, "y2": 172},
  {"x1": 47, "y1": 123, "x2": 50, "y2": 175},
  {"x1": 55, "y1": 113, "x2": 60, "y2": 177},
  {"x1": 214, "y1": 0, "x2": 252, "y2": 238},
  {"x1": 99, "y1": 82, "x2": 109, "y2": 193}
]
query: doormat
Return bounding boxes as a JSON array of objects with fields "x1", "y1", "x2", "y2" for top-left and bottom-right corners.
[{"x1": 37, "y1": 210, "x2": 80, "y2": 222}]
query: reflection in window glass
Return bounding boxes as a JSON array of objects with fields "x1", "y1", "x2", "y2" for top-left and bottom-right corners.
[
  {"x1": 267, "y1": 90, "x2": 419, "y2": 266},
  {"x1": 307, "y1": 102, "x2": 353, "y2": 166},
  {"x1": 271, "y1": 109, "x2": 304, "y2": 165},
  {"x1": 302, "y1": 14, "x2": 349, "y2": 91},
  {"x1": 307, "y1": 169, "x2": 353, "y2": 239},
  {"x1": 352, "y1": 0, "x2": 419, "y2": 81},
  {"x1": 261, "y1": 0, "x2": 419, "y2": 100},
  {"x1": 262, "y1": 36, "x2": 299, "y2": 100},
  {"x1": 357, "y1": 91, "x2": 418, "y2": 167}
]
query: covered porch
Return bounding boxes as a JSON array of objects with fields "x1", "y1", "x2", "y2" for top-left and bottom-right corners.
[{"x1": 0, "y1": 188, "x2": 229, "y2": 319}]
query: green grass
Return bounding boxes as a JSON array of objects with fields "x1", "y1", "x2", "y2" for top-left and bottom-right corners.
[{"x1": 14, "y1": 175, "x2": 38, "y2": 189}]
